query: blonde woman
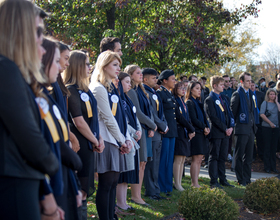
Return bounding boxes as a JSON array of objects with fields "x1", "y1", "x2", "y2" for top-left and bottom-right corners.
[
  {"x1": 63, "y1": 50, "x2": 104, "y2": 220},
  {"x1": 0, "y1": 1, "x2": 59, "y2": 219},
  {"x1": 260, "y1": 88, "x2": 280, "y2": 173},
  {"x1": 125, "y1": 64, "x2": 157, "y2": 205},
  {"x1": 89, "y1": 51, "x2": 132, "y2": 220}
]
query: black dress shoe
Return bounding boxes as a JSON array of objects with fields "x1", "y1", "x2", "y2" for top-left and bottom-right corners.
[
  {"x1": 220, "y1": 181, "x2": 235, "y2": 187},
  {"x1": 156, "y1": 195, "x2": 167, "y2": 200},
  {"x1": 272, "y1": 169, "x2": 279, "y2": 173},
  {"x1": 265, "y1": 169, "x2": 270, "y2": 173},
  {"x1": 231, "y1": 168, "x2": 235, "y2": 172},
  {"x1": 165, "y1": 192, "x2": 172, "y2": 197},
  {"x1": 210, "y1": 183, "x2": 224, "y2": 189},
  {"x1": 238, "y1": 182, "x2": 246, "y2": 187}
]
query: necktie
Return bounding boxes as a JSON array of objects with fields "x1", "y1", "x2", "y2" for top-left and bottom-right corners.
[{"x1": 246, "y1": 91, "x2": 249, "y2": 99}]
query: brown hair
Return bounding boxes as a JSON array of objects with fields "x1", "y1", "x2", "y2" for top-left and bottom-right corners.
[
  {"x1": 172, "y1": 82, "x2": 184, "y2": 98},
  {"x1": 185, "y1": 81, "x2": 202, "y2": 102},
  {"x1": 42, "y1": 37, "x2": 59, "y2": 86},
  {"x1": 118, "y1": 71, "x2": 130, "y2": 82},
  {"x1": 0, "y1": 0, "x2": 45, "y2": 86},
  {"x1": 210, "y1": 75, "x2": 224, "y2": 89},
  {"x1": 124, "y1": 64, "x2": 149, "y2": 98},
  {"x1": 100, "y1": 37, "x2": 121, "y2": 53},
  {"x1": 63, "y1": 50, "x2": 89, "y2": 92},
  {"x1": 239, "y1": 72, "x2": 251, "y2": 81},
  {"x1": 91, "y1": 51, "x2": 122, "y2": 92}
]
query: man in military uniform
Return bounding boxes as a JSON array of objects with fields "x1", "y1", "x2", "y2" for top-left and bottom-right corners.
[{"x1": 142, "y1": 68, "x2": 168, "y2": 200}]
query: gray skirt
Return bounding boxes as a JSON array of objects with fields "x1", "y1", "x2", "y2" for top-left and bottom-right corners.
[{"x1": 96, "y1": 141, "x2": 127, "y2": 174}]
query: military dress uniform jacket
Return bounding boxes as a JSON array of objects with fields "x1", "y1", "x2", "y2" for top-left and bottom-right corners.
[
  {"x1": 145, "y1": 86, "x2": 168, "y2": 141},
  {"x1": 157, "y1": 86, "x2": 192, "y2": 138}
]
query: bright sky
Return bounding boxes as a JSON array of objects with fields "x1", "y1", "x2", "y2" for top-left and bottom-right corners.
[{"x1": 222, "y1": 0, "x2": 280, "y2": 62}]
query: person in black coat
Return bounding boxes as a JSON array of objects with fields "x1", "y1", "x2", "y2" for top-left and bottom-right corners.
[
  {"x1": 186, "y1": 81, "x2": 210, "y2": 188},
  {"x1": 250, "y1": 80, "x2": 265, "y2": 160},
  {"x1": 230, "y1": 72, "x2": 258, "y2": 186},
  {"x1": 204, "y1": 76, "x2": 235, "y2": 188},
  {"x1": 157, "y1": 70, "x2": 196, "y2": 195},
  {"x1": 0, "y1": 2, "x2": 59, "y2": 219},
  {"x1": 172, "y1": 82, "x2": 195, "y2": 191}
]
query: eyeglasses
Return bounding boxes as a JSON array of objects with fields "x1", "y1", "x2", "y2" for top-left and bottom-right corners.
[
  {"x1": 178, "y1": 87, "x2": 186, "y2": 90},
  {"x1": 86, "y1": 63, "x2": 91, "y2": 68},
  {"x1": 224, "y1": 80, "x2": 229, "y2": 83}
]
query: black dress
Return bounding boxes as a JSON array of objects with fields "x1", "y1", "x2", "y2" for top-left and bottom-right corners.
[{"x1": 68, "y1": 85, "x2": 97, "y2": 196}]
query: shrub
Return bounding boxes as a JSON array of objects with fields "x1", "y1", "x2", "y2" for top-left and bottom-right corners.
[
  {"x1": 243, "y1": 177, "x2": 280, "y2": 214},
  {"x1": 178, "y1": 186, "x2": 239, "y2": 220}
]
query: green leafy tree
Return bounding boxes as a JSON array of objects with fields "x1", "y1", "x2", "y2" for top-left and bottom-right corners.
[
  {"x1": 36, "y1": 0, "x2": 261, "y2": 74},
  {"x1": 205, "y1": 21, "x2": 260, "y2": 79}
]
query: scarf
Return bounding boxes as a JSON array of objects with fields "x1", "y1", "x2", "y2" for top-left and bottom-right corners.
[
  {"x1": 143, "y1": 84, "x2": 164, "y2": 120},
  {"x1": 41, "y1": 87, "x2": 64, "y2": 196},
  {"x1": 52, "y1": 84, "x2": 80, "y2": 195},
  {"x1": 209, "y1": 91, "x2": 235, "y2": 127},
  {"x1": 176, "y1": 96, "x2": 190, "y2": 137},
  {"x1": 108, "y1": 83, "x2": 127, "y2": 138},
  {"x1": 190, "y1": 97, "x2": 205, "y2": 123},
  {"x1": 190, "y1": 96, "x2": 210, "y2": 130},
  {"x1": 237, "y1": 87, "x2": 259, "y2": 124},
  {"x1": 119, "y1": 82, "x2": 137, "y2": 130},
  {"x1": 135, "y1": 85, "x2": 151, "y2": 130},
  {"x1": 52, "y1": 82, "x2": 68, "y2": 122}
]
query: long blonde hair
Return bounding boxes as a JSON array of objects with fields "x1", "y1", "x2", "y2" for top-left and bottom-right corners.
[
  {"x1": 124, "y1": 64, "x2": 149, "y2": 98},
  {"x1": 264, "y1": 88, "x2": 277, "y2": 102},
  {"x1": 91, "y1": 51, "x2": 122, "y2": 92},
  {"x1": 0, "y1": 0, "x2": 45, "y2": 85},
  {"x1": 63, "y1": 50, "x2": 89, "y2": 92}
]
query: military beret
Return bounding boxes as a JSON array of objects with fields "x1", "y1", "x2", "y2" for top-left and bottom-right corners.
[{"x1": 158, "y1": 69, "x2": 174, "y2": 80}]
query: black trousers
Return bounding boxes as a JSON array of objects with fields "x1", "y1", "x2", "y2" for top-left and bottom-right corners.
[
  {"x1": 0, "y1": 176, "x2": 41, "y2": 220},
  {"x1": 208, "y1": 138, "x2": 229, "y2": 184},
  {"x1": 262, "y1": 127, "x2": 279, "y2": 171},
  {"x1": 234, "y1": 131, "x2": 255, "y2": 184},
  {"x1": 96, "y1": 171, "x2": 120, "y2": 220},
  {"x1": 144, "y1": 140, "x2": 162, "y2": 196},
  {"x1": 255, "y1": 125, "x2": 264, "y2": 159}
]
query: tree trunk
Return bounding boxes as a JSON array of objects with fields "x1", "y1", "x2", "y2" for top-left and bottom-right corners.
[{"x1": 106, "y1": 4, "x2": 116, "y2": 30}]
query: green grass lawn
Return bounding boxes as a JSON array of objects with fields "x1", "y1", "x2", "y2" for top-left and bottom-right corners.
[{"x1": 87, "y1": 175, "x2": 245, "y2": 219}]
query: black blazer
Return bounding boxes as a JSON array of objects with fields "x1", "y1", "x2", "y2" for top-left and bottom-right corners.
[
  {"x1": 175, "y1": 101, "x2": 195, "y2": 137},
  {"x1": 186, "y1": 98, "x2": 209, "y2": 134},
  {"x1": 255, "y1": 90, "x2": 265, "y2": 110},
  {"x1": 0, "y1": 55, "x2": 59, "y2": 179},
  {"x1": 230, "y1": 89, "x2": 257, "y2": 135},
  {"x1": 204, "y1": 95, "x2": 232, "y2": 139}
]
